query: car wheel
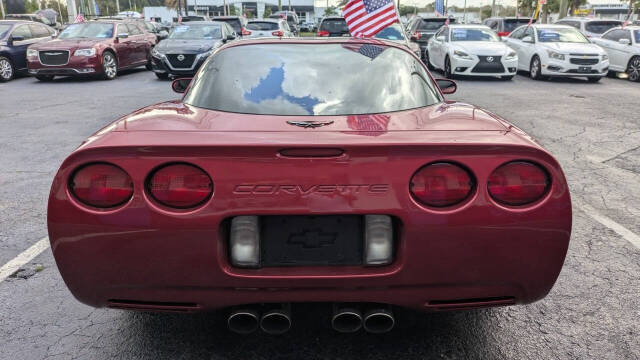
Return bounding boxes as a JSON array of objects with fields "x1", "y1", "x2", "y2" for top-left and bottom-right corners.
[
  {"x1": 627, "y1": 56, "x2": 640, "y2": 82},
  {"x1": 101, "y1": 51, "x2": 118, "y2": 80},
  {"x1": 155, "y1": 72, "x2": 169, "y2": 80},
  {"x1": 424, "y1": 51, "x2": 434, "y2": 70},
  {"x1": 501, "y1": 75, "x2": 514, "y2": 81},
  {"x1": 529, "y1": 56, "x2": 543, "y2": 80},
  {"x1": 35, "y1": 75, "x2": 55, "y2": 82},
  {"x1": 444, "y1": 57, "x2": 455, "y2": 79},
  {"x1": 0, "y1": 56, "x2": 15, "y2": 82},
  {"x1": 587, "y1": 76, "x2": 602, "y2": 83}
]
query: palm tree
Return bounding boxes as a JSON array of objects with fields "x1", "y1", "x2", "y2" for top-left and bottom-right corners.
[{"x1": 165, "y1": 0, "x2": 178, "y2": 9}]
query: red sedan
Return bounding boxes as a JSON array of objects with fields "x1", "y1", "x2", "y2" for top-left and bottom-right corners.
[
  {"x1": 27, "y1": 20, "x2": 155, "y2": 81},
  {"x1": 47, "y1": 38, "x2": 571, "y2": 335}
]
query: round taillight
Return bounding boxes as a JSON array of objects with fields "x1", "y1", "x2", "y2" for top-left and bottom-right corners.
[
  {"x1": 147, "y1": 163, "x2": 212, "y2": 209},
  {"x1": 410, "y1": 162, "x2": 474, "y2": 207},
  {"x1": 69, "y1": 163, "x2": 133, "y2": 208},
  {"x1": 488, "y1": 161, "x2": 550, "y2": 206}
]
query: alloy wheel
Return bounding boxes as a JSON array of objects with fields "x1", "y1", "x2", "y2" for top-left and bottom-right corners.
[
  {"x1": 0, "y1": 57, "x2": 14, "y2": 81},
  {"x1": 445, "y1": 58, "x2": 454, "y2": 79},
  {"x1": 102, "y1": 53, "x2": 117, "y2": 80},
  {"x1": 628, "y1": 57, "x2": 640, "y2": 82}
]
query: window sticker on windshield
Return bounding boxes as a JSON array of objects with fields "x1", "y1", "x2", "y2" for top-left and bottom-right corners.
[
  {"x1": 539, "y1": 31, "x2": 559, "y2": 40},
  {"x1": 174, "y1": 26, "x2": 189, "y2": 32},
  {"x1": 452, "y1": 29, "x2": 467, "y2": 39}
]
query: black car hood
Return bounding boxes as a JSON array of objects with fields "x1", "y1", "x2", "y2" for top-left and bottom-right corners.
[{"x1": 155, "y1": 39, "x2": 222, "y2": 54}]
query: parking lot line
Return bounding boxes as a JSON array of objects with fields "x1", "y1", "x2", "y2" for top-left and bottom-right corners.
[
  {"x1": 0, "y1": 237, "x2": 50, "y2": 283},
  {"x1": 576, "y1": 201, "x2": 640, "y2": 249}
]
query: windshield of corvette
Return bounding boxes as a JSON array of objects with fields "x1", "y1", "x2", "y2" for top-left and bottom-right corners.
[
  {"x1": 169, "y1": 25, "x2": 222, "y2": 40},
  {"x1": 59, "y1": 23, "x2": 114, "y2": 39},
  {"x1": 537, "y1": 27, "x2": 589, "y2": 43},
  {"x1": 451, "y1": 28, "x2": 500, "y2": 42},
  {"x1": 184, "y1": 43, "x2": 441, "y2": 116}
]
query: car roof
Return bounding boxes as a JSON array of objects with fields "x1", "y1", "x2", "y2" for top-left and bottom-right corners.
[
  {"x1": 212, "y1": 16, "x2": 243, "y2": 19},
  {"x1": 560, "y1": 17, "x2": 622, "y2": 22},
  {"x1": 0, "y1": 20, "x2": 33, "y2": 25},
  {"x1": 175, "y1": 21, "x2": 223, "y2": 25},
  {"x1": 530, "y1": 24, "x2": 574, "y2": 28}
]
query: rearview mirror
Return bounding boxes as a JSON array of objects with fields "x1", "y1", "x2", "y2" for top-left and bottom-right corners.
[
  {"x1": 172, "y1": 77, "x2": 192, "y2": 93},
  {"x1": 522, "y1": 36, "x2": 533, "y2": 43},
  {"x1": 619, "y1": 38, "x2": 631, "y2": 45},
  {"x1": 435, "y1": 78, "x2": 457, "y2": 94}
]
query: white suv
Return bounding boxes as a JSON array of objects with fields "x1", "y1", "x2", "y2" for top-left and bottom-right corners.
[{"x1": 554, "y1": 18, "x2": 622, "y2": 38}]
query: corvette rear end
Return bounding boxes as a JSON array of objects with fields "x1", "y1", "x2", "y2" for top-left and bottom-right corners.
[{"x1": 47, "y1": 39, "x2": 571, "y2": 334}]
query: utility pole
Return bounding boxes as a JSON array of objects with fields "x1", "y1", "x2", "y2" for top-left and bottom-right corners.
[
  {"x1": 558, "y1": 0, "x2": 568, "y2": 19},
  {"x1": 279, "y1": 0, "x2": 282, "y2": 12},
  {"x1": 463, "y1": 0, "x2": 467, "y2": 22},
  {"x1": 491, "y1": 0, "x2": 495, "y2": 17},
  {"x1": 116, "y1": 0, "x2": 120, "y2": 14},
  {"x1": 66, "y1": 0, "x2": 77, "y2": 22},
  {"x1": 1, "y1": 0, "x2": 6, "y2": 19}
]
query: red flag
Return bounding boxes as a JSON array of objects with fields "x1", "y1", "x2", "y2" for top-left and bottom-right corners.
[
  {"x1": 74, "y1": 13, "x2": 85, "y2": 23},
  {"x1": 342, "y1": 0, "x2": 399, "y2": 38}
]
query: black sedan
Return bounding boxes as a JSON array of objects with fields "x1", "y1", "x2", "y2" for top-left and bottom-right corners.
[
  {"x1": 0, "y1": 20, "x2": 56, "y2": 81},
  {"x1": 150, "y1": 21, "x2": 236, "y2": 79}
]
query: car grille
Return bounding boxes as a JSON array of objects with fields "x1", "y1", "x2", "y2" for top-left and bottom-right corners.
[
  {"x1": 471, "y1": 56, "x2": 505, "y2": 73},
  {"x1": 570, "y1": 58, "x2": 599, "y2": 65},
  {"x1": 166, "y1": 54, "x2": 196, "y2": 69},
  {"x1": 39, "y1": 50, "x2": 69, "y2": 66}
]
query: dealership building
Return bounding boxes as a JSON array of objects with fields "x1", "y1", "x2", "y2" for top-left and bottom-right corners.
[{"x1": 144, "y1": 0, "x2": 321, "y2": 23}]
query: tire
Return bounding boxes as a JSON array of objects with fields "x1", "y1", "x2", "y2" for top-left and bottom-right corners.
[
  {"x1": 35, "y1": 75, "x2": 55, "y2": 82},
  {"x1": 530, "y1": 56, "x2": 543, "y2": 80},
  {"x1": 101, "y1": 51, "x2": 118, "y2": 80},
  {"x1": 444, "y1": 56, "x2": 455, "y2": 79},
  {"x1": 0, "y1": 56, "x2": 15, "y2": 82},
  {"x1": 627, "y1": 56, "x2": 640, "y2": 82},
  {"x1": 587, "y1": 76, "x2": 602, "y2": 83},
  {"x1": 155, "y1": 72, "x2": 169, "y2": 80},
  {"x1": 501, "y1": 75, "x2": 514, "y2": 80},
  {"x1": 424, "y1": 50, "x2": 434, "y2": 70}
]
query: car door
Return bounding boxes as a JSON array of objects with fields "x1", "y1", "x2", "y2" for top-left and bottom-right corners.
[
  {"x1": 504, "y1": 26, "x2": 525, "y2": 69},
  {"x1": 9, "y1": 24, "x2": 35, "y2": 70},
  {"x1": 126, "y1": 24, "x2": 146, "y2": 64},
  {"x1": 429, "y1": 28, "x2": 444, "y2": 68},
  {"x1": 595, "y1": 30, "x2": 621, "y2": 70},
  {"x1": 609, "y1": 29, "x2": 632, "y2": 71},
  {"x1": 114, "y1": 24, "x2": 132, "y2": 67},
  {"x1": 514, "y1": 26, "x2": 536, "y2": 70}
]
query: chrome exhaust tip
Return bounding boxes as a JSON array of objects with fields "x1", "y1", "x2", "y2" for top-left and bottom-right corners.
[
  {"x1": 260, "y1": 309, "x2": 292, "y2": 335},
  {"x1": 228, "y1": 309, "x2": 259, "y2": 334},
  {"x1": 331, "y1": 307, "x2": 363, "y2": 333},
  {"x1": 363, "y1": 308, "x2": 395, "y2": 334}
]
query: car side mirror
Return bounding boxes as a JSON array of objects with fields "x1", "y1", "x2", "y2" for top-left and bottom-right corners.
[
  {"x1": 619, "y1": 38, "x2": 631, "y2": 45},
  {"x1": 435, "y1": 78, "x2": 457, "y2": 94},
  {"x1": 436, "y1": 35, "x2": 445, "y2": 42},
  {"x1": 226, "y1": 34, "x2": 235, "y2": 41},
  {"x1": 172, "y1": 77, "x2": 192, "y2": 93},
  {"x1": 10, "y1": 35, "x2": 25, "y2": 43},
  {"x1": 522, "y1": 36, "x2": 533, "y2": 43},
  {"x1": 159, "y1": 30, "x2": 168, "y2": 38}
]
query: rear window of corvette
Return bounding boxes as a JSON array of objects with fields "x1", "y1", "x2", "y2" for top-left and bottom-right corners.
[{"x1": 183, "y1": 43, "x2": 442, "y2": 116}]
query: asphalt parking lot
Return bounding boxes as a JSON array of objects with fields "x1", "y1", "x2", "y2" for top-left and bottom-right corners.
[{"x1": 1, "y1": 69, "x2": 639, "y2": 359}]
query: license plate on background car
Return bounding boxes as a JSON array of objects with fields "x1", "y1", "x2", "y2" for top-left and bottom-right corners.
[
  {"x1": 260, "y1": 215, "x2": 363, "y2": 267},
  {"x1": 578, "y1": 66, "x2": 592, "y2": 73}
]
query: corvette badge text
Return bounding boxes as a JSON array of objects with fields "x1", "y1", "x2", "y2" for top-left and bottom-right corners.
[{"x1": 233, "y1": 184, "x2": 390, "y2": 195}]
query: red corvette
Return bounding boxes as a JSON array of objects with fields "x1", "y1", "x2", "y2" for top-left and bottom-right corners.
[
  {"x1": 27, "y1": 20, "x2": 156, "y2": 81},
  {"x1": 47, "y1": 38, "x2": 571, "y2": 335}
]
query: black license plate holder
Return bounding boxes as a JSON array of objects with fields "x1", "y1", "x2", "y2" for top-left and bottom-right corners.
[
  {"x1": 261, "y1": 215, "x2": 363, "y2": 267},
  {"x1": 578, "y1": 66, "x2": 592, "y2": 73}
]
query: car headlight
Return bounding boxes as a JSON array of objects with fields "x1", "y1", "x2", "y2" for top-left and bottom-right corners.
[
  {"x1": 27, "y1": 49, "x2": 38, "y2": 57},
  {"x1": 73, "y1": 48, "x2": 96, "y2": 57},
  {"x1": 505, "y1": 51, "x2": 517, "y2": 60},
  {"x1": 602, "y1": 54, "x2": 608, "y2": 61},
  {"x1": 546, "y1": 50, "x2": 565, "y2": 61},
  {"x1": 453, "y1": 50, "x2": 472, "y2": 60}
]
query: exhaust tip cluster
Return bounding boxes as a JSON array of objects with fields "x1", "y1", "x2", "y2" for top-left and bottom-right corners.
[{"x1": 228, "y1": 304, "x2": 395, "y2": 335}]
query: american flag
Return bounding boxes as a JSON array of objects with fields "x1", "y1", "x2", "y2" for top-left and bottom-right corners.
[
  {"x1": 434, "y1": 0, "x2": 445, "y2": 17},
  {"x1": 347, "y1": 114, "x2": 390, "y2": 136},
  {"x1": 341, "y1": 43, "x2": 387, "y2": 60},
  {"x1": 74, "y1": 13, "x2": 85, "y2": 23},
  {"x1": 342, "y1": 0, "x2": 399, "y2": 38}
]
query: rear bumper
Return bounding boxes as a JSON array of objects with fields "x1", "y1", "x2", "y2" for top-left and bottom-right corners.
[{"x1": 48, "y1": 144, "x2": 572, "y2": 312}]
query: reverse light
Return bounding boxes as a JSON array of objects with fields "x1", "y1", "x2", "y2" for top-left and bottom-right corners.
[
  {"x1": 272, "y1": 30, "x2": 284, "y2": 37},
  {"x1": 147, "y1": 163, "x2": 212, "y2": 208},
  {"x1": 488, "y1": 161, "x2": 550, "y2": 206},
  {"x1": 241, "y1": 28, "x2": 251, "y2": 36},
  {"x1": 69, "y1": 163, "x2": 133, "y2": 208},
  {"x1": 74, "y1": 48, "x2": 96, "y2": 57},
  {"x1": 230, "y1": 216, "x2": 260, "y2": 267},
  {"x1": 410, "y1": 162, "x2": 474, "y2": 207},
  {"x1": 364, "y1": 215, "x2": 393, "y2": 266},
  {"x1": 317, "y1": 30, "x2": 329, "y2": 36}
]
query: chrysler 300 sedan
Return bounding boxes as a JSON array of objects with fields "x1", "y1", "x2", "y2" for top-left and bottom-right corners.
[
  {"x1": 47, "y1": 38, "x2": 571, "y2": 335},
  {"x1": 27, "y1": 20, "x2": 155, "y2": 81}
]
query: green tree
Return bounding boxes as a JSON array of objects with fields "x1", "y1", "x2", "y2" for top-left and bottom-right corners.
[
  {"x1": 263, "y1": 6, "x2": 272, "y2": 18},
  {"x1": 324, "y1": 6, "x2": 338, "y2": 16}
]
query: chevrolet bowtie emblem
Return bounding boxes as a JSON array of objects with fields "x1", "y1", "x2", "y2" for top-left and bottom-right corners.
[{"x1": 286, "y1": 120, "x2": 334, "y2": 128}]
